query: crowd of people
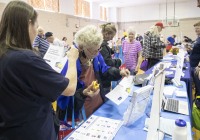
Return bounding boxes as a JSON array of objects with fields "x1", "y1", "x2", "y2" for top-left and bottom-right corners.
[{"x1": 0, "y1": 1, "x2": 200, "y2": 140}]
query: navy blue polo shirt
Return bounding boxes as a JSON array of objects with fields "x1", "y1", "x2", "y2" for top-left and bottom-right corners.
[
  {"x1": 190, "y1": 37, "x2": 200, "y2": 67},
  {"x1": 0, "y1": 49, "x2": 69, "y2": 140}
]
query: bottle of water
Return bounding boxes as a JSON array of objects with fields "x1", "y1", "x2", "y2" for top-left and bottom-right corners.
[{"x1": 172, "y1": 119, "x2": 187, "y2": 140}]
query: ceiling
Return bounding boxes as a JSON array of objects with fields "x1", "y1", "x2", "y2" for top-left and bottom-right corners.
[{"x1": 89, "y1": 0, "x2": 191, "y2": 7}]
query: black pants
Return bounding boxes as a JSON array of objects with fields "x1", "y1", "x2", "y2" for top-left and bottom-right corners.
[{"x1": 147, "y1": 58, "x2": 160, "y2": 69}]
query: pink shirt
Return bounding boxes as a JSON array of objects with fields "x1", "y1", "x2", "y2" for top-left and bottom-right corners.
[{"x1": 122, "y1": 40, "x2": 142, "y2": 70}]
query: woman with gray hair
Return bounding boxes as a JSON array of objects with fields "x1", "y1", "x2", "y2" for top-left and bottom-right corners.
[
  {"x1": 122, "y1": 27, "x2": 142, "y2": 75},
  {"x1": 57, "y1": 25, "x2": 129, "y2": 119}
]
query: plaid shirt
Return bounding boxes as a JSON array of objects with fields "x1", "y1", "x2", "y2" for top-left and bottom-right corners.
[{"x1": 142, "y1": 31, "x2": 165, "y2": 59}]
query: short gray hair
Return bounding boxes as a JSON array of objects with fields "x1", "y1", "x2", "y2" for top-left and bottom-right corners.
[
  {"x1": 127, "y1": 27, "x2": 136, "y2": 35},
  {"x1": 74, "y1": 25, "x2": 103, "y2": 49}
]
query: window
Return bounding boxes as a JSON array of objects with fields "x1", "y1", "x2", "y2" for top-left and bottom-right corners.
[
  {"x1": 100, "y1": 6, "x2": 107, "y2": 21},
  {"x1": 74, "y1": 0, "x2": 90, "y2": 18},
  {"x1": 28, "y1": 0, "x2": 59, "y2": 12}
]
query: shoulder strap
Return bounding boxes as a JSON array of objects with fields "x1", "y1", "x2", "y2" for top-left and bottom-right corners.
[
  {"x1": 81, "y1": 106, "x2": 87, "y2": 121},
  {"x1": 64, "y1": 96, "x2": 86, "y2": 129},
  {"x1": 71, "y1": 96, "x2": 75, "y2": 128}
]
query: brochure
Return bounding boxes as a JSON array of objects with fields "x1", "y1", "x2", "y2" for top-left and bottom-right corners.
[
  {"x1": 43, "y1": 44, "x2": 69, "y2": 73},
  {"x1": 67, "y1": 115, "x2": 123, "y2": 140}
]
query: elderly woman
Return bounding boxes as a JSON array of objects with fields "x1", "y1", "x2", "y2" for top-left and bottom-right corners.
[
  {"x1": 122, "y1": 27, "x2": 142, "y2": 75},
  {"x1": 57, "y1": 25, "x2": 129, "y2": 120}
]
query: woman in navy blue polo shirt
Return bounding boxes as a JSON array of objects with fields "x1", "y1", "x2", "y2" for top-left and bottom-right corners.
[{"x1": 0, "y1": 1, "x2": 78, "y2": 140}]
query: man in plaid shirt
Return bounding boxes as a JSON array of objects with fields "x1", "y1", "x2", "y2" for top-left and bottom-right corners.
[{"x1": 142, "y1": 22, "x2": 166, "y2": 69}]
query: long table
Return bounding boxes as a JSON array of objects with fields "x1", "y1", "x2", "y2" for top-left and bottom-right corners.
[
  {"x1": 145, "y1": 59, "x2": 192, "y2": 108},
  {"x1": 64, "y1": 81, "x2": 192, "y2": 140},
  {"x1": 93, "y1": 81, "x2": 191, "y2": 140}
]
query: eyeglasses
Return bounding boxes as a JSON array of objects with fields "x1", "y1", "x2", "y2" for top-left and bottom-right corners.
[
  {"x1": 97, "y1": 46, "x2": 102, "y2": 51},
  {"x1": 83, "y1": 46, "x2": 102, "y2": 58}
]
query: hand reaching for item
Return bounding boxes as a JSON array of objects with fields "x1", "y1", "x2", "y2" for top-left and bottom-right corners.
[
  {"x1": 83, "y1": 81, "x2": 100, "y2": 97},
  {"x1": 120, "y1": 68, "x2": 130, "y2": 77}
]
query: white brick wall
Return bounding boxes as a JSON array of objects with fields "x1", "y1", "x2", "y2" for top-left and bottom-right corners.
[{"x1": 0, "y1": 2, "x2": 199, "y2": 44}]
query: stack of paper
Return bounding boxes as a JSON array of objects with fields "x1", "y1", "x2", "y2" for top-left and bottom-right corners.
[
  {"x1": 106, "y1": 76, "x2": 134, "y2": 105},
  {"x1": 118, "y1": 76, "x2": 134, "y2": 93},
  {"x1": 175, "y1": 90, "x2": 187, "y2": 98},
  {"x1": 105, "y1": 85, "x2": 129, "y2": 105},
  {"x1": 162, "y1": 57, "x2": 174, "y2": 61},
  {"x1": 165, "y1": 71, "x2": 174, "y2": 76},
  {"x1": 163, "y1": 86, "x2": 177, "y2": 98},
  {"x1": 67, "y1": 115, "x2": 123, "y2": 140}
]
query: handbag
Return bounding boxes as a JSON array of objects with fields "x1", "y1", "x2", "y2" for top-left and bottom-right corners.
[
  {"x1": 140, "y1": 59, "x2": 148, "y2": 71},
  {"x1": 58, "y1": 96, "x2": 86, "y2": 140}
]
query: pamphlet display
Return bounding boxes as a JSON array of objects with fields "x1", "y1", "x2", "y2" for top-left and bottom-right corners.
[
  {"x1": 123, "y1": 85, "x2": 153, "y2": 126},
  {"x1": 172, "y1": 52, "x2": 185, "y2": 87}
]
